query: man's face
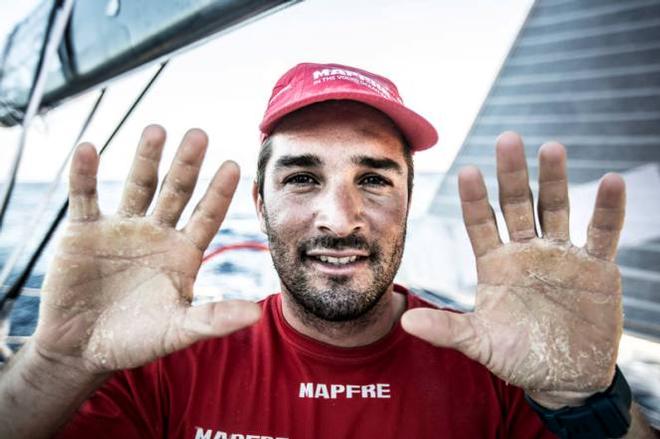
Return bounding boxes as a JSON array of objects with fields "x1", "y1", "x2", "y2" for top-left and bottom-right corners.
[{"x1": 254, "y1": 102, "x2": 410, "y2": 322}]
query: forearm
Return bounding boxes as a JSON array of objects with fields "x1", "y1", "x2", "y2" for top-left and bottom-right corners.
[
  {"x1": 0, "y1": 340, "x2": 109, "y2": 439},
  {"x1": 626, "y1": 403, "x2": 657, "y2": 439}
]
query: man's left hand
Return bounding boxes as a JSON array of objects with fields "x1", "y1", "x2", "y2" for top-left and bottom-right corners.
[{"x1": 402, "y1": 131, "x2": 626, "y2": 409}]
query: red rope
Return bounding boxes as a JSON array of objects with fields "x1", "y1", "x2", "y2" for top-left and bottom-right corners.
[{"x1": 202, "y1": 241, "x2": 269, "y2": 263}]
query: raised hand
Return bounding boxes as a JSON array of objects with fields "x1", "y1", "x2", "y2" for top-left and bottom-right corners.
[
  {"x1": 402, "y1": 131, "x2": 625, "y2": 408},
  {"x1": 33, "y1": 125, "x2": 261, "y2": 373}
]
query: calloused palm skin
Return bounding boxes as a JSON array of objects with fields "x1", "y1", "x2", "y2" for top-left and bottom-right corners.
[
  {"x1": 33, "y1": 125, "x2": 261, "y2": 373},
  {"x1": 1, "y1": 124, "x2": 651, "y2": 438},
  {"x1": 402, "y1": 132, "x2": 626, "y2": 408}
]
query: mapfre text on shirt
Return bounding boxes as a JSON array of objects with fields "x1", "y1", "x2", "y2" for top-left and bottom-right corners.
[{"x1": 298, "y1": 382, "x2": 391, "y2": 399}]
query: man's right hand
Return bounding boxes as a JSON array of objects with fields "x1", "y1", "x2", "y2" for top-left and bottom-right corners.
[{"x1": 34, "y1": 125, "x2": 262, "y2": 373}]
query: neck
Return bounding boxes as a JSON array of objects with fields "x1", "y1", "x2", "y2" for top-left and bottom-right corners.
[{"x1": 280, "y1": 286, "x2": 407, "y2": 347}]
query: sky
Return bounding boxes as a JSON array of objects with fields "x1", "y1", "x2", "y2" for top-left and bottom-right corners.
[{"x1": 0, "y1": 0, "x2": 534, "y2": 182}]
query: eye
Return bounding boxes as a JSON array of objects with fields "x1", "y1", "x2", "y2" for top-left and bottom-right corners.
[
  {"x1": 360, "y1": 174, "x2": 391, "y2": 187},
  {"x1": 284, "y1": 173, "x2": 318, "y2": 186}
]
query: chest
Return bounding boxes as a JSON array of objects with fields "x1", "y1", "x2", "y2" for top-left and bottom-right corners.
[{"x1": 165, "y1": 346, "x2": 504, "y2": 439}]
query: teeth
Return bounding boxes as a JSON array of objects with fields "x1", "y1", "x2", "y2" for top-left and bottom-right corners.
[{"x1": 317, "y1": 255, "x2": 358, "y2": 265}]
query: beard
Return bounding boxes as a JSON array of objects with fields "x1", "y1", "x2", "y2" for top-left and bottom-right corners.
[{"x1": 264, "y1": 212, "x2": 406, "y2": 323}]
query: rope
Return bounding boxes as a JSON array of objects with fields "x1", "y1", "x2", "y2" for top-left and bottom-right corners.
[{"x1": 202, "y1": 242, "x2": 269, "y2": 263}]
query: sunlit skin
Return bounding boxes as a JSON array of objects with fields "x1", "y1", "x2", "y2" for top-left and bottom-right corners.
[
  {"x1": 256, "y1": 102, "x2": 630, "y2": 409},
  {"x1": 0, "y1": 110, "x2": 653, "y2": 437},
  {"x1": 33, "y1": 127, "x2": 262, "y2": 372},
  {"x1": 403, "y1": 134, "x2": 627, "y2": 408},
  {"x1": 253, "y1": 102, "x2": 409, "y2": 347}
]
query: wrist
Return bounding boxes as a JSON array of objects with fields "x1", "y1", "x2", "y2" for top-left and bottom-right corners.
[
  {"x1": 22, "y1": 340, "x2": 110, "y2": 395},
  {"x1": 525, "y1": 389, "x2": 593, "y2": 410},
  {"x1": 525, "y1": 366, "x2": 632, "y2": 439},
  {"x1": 0, "y1": 340, "x2": 110, "y2": 439},
  {"x1": 526, "y1": 368, "x2": 616, "y2": 410}
]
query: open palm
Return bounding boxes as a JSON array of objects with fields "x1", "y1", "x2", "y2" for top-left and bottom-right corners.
[
  {"x1": 403, "y1": 132, "x2": 625, "y2": 408},
  {"x1": 34, "y1": 126, "x2": 261, "y2": 373}
]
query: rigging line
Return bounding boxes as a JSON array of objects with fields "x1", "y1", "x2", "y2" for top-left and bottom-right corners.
[
  {"x1": 98, "y1": 61, "x2": 169, "y2": 155},
  {"x1": 0, "y1": 61, "x2": 169, "y2": 316},
  {"x1": 0, "y1": 88, "x2": 106, "y2": 301},
  {"x1": 0, "y1": 2, "x2": 58, "y2": 123},
  {"x1": 0, "y1": 0, "x2": 77, "y2": 230}
]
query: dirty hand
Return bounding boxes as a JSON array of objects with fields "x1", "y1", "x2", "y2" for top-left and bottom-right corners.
[
  {"x1": 402, "y1": 132, "x2": 625, "y2": 408},
  {"x1": 34, "y1": 125, "x2": 261, "y2": 374}
]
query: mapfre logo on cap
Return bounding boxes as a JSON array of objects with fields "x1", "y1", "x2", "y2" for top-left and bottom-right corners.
[{"x1": 311, "y1": 68, "x2": 402, "y2": 103}]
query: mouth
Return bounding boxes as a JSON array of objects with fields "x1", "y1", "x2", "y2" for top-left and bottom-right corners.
[
  {"x1": 304, "y1": 250, "x2": 370, "y2": 274},
  {"x1": 314, "y1": 254, "x2": 363, "y2": 265}
]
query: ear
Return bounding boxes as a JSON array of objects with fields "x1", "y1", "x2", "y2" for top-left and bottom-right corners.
[{"x1": 252, "y1": 180, "x2": 267, "y2": 234}]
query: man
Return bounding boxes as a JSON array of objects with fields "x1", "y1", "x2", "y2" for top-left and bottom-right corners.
[{"x1": 0, "y1": 62, "x2": 653, "y2": 438}]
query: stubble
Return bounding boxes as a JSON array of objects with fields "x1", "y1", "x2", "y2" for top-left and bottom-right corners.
[{"x1": 264, "y1": 211, "x2": 406, "y2": 329}]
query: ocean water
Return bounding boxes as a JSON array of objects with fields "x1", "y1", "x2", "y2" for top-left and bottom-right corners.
[{"x1": 2, "y1": 177, "x2": 659, "y2": 428}]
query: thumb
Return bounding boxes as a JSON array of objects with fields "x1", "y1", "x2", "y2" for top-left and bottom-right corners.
[
  {"x1": 401, "y1": 308, "x2": 482, "y2": 360},
  {"x1": 180, "y1": 299, "x2": 262, "y2": 343}
]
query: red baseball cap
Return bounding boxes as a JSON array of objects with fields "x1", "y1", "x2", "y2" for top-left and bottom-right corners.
[{"x1": 259, "y1": 62, "x2": 438, "y2": 151}]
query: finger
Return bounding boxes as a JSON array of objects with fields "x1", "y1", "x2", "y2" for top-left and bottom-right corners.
[
  {"x1": 118, "y1": 125, "x2": 166, "y2": 216},
  {"x1": 183, "y1": 161, "x2": 240, "y2": 250},
  {"x1": 68, "y1": 143, "x2": 100, "y2": 222},
  {"x1": 152, "y1": 129, "x2": 208, "y2": 227},
  {"x1": 181, "y1": 299, "x2": 262, "y2": 343},
  {"x1": 496, "y1": 132, "x2": 537, "y2": 241},
  {"x1": 537, "y1": 142, "x2": 570, "y2": 241},
  {"x1": 459, "y1": 166, "x2": 502, "y2": 257},
  {"x1": 401, "y1": 308, "x2": 482, "y2": 362},
  {"x1": 586, "y1": 173, "x2": 626, "y2": 261}
]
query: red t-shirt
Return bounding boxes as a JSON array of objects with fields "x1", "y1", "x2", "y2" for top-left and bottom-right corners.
[{"x1": 57, "y1": 286, "x2": 554, "y2": 438}]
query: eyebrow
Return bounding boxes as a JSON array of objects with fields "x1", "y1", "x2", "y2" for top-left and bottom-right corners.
[
  {"x1": 273, "y1": 154, "x2": 323, "y2": 170},
  {"x1": 352, "y1": 155, "x2": 403, "y2": 174}
]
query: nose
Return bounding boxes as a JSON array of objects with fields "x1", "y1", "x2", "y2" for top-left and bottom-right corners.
[{"x1": 314, "y1": 181, "x2": 364, "y2": 237}]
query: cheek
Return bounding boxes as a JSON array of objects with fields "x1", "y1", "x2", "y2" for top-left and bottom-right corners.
[
  {"x1": 264, "y1": 196, "x2": 314, "y2": 234},
  {"x1": 364, "y1": 194, "x2": 408, "y2": 231}
]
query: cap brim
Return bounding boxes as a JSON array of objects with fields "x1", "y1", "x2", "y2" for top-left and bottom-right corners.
[{"x1": 259, "y1": 90, "x2": 438, "y2": 152}]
